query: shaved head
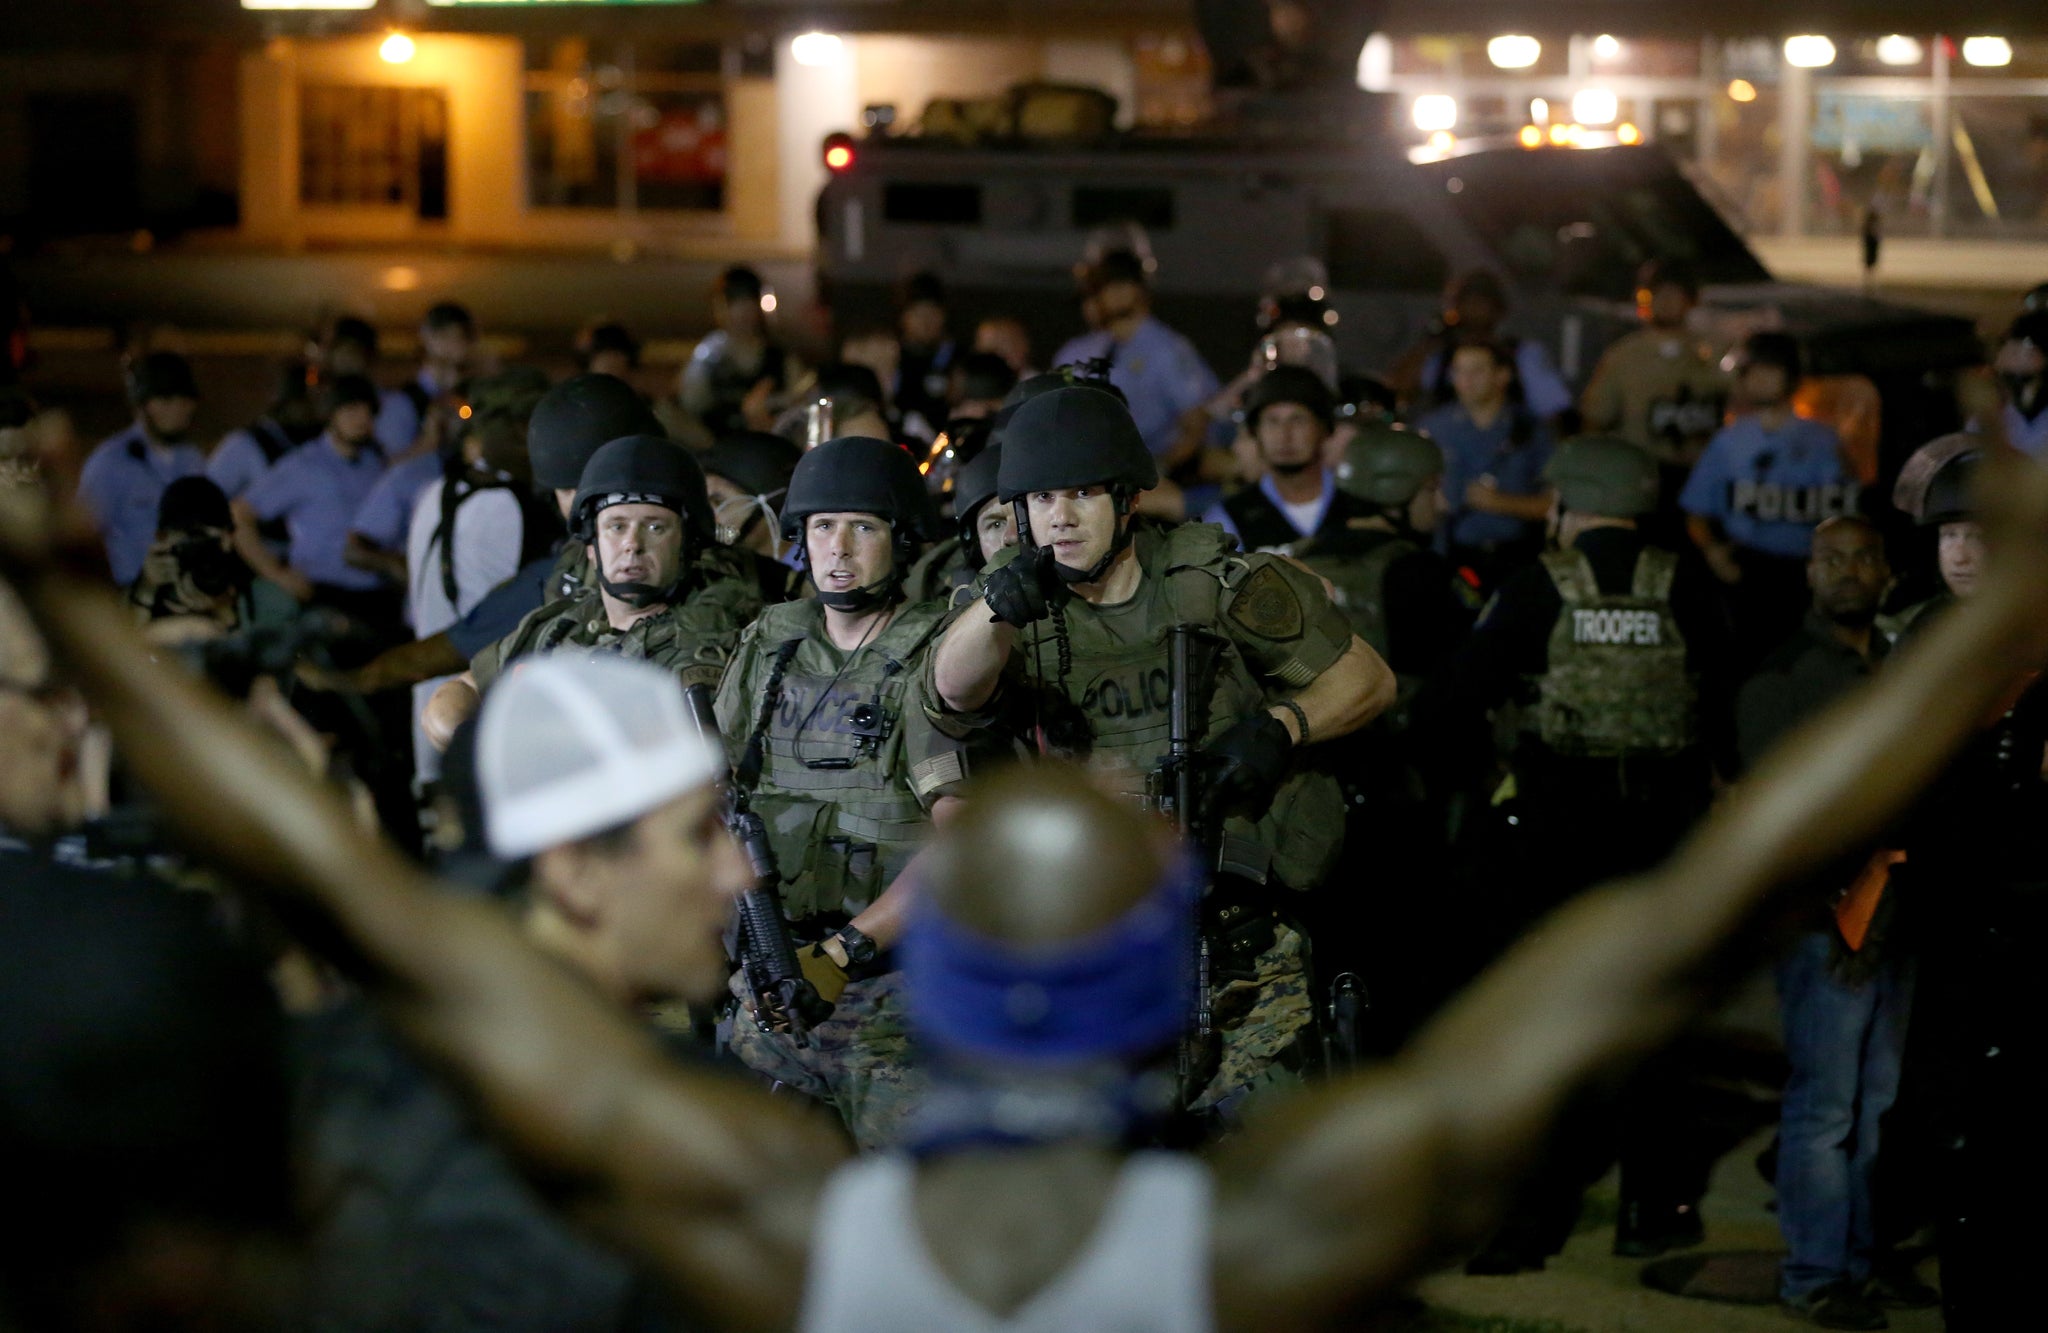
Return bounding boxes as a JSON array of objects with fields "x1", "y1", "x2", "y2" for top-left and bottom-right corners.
[{"x1": 924, "y1": 764, "x2": 1169, "y2": 946}]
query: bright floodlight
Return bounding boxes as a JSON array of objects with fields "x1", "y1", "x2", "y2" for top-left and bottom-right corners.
[
  {"x1": 1593, "y1": 35, "x2": 1622, "y2": 62},
  {"x1": 1487, "y1": 35, "x2": 1541, "y2": 70},
  {"x1": 1875, "y1": 35, "x2": 1923, "y2": 67},
  {"x1": 790, "y1": 32, "x2": 844, "y2": 68},
  {"x1": 379, "y1": 32, "x2": 416, "y2": 65},
  {"x1": 1784, "y1": 36, "x2": 1837, "y2": 69},
  {"x1": 1572, "y1": 89, "x2": 1619, "y2": 126},
  {"x1": 1356, "y1": 33, "x2": 1393, "y2": 92},
  {"x1": 1412, "y1": 95, "x2": 1458, "y2": 133},
  {"x1": 1962, "y1": 37, "x2": 2014, "y2": 68}
]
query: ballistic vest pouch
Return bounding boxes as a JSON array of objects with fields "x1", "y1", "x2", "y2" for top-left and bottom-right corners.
[{"x1": 1530, "y1": 547, "x2": 1698, "y2": 757}]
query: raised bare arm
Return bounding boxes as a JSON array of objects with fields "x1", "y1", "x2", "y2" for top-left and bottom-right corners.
[
  {"x1": 0, "y1": 501, "x2": 846, "y2": 1332},
  {"x1": 1211, "y1": 439, "x2": 2048, "y2": 1330}
]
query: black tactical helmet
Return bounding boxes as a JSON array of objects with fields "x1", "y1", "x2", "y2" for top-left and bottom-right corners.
[
  {"x1": 992, "y1": 366, "x2": 1127, "y2": 439},
  {"x1": 1893, "y1": 434, "x2": 1980, "y2": 527},
  {"x1": 954, "y1": 444, "x2": 1003, "y2": 536},
  {"x1": 779, "y1": 436, "x2": 938, "y2": 544},
  {"x1": 1242, "y1": 365, "x2": 1336, "y2": 432},
  {"x1": 528, "y1": 374, "x2": 663, "y2": 491},
  {"x1": 570, "y1": 435, "x2": 716, "y2": 546},
  {"x1": 464, "y1": 367, "x2": 552, "y2": 427},
  {"x1": 1335, "y1": 423, "x2": 1444, "y2": 508},
  {"x1": 997, "y1": 386, "x2": 1158, "y2": 501},
  {"x1": 702, "y1": 431, "x2": 802, "y2": 501},
  {"x1": 1546, "y1": 436, "x2": 1661, "y2": 518}
]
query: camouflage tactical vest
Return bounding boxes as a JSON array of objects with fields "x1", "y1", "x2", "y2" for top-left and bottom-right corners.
[
  {"x1": 1012, "y1": 523, "x2": 1346, "y2": 891},
  {"x1": 722, "y1": 599, "x2": 951, "y2": 923},
  {"x1": 474, "y1": 545, "x2": 762, "y2": 692},
  {"x1": 546, "y1": 540, "x2": 593, "y2": 602},
  {"x1": 1284, "y1": 535, "x2": 1413, "y2": 661},
  {"x1": 1529, "y1": 547, "x2": 1698, "y2": 757},
  {"x1": 904, "y1": 535, "x2": 978, "y2": 608}
]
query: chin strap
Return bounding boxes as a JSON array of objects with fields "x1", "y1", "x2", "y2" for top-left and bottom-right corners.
[
  {"x1": 595, "y1": 541, "x2": 693, "y2": 610},
  {"x1": 596, "y1": 573, "x2": 678, "y2": 609},
  {"x1": 816, "y1": 579, "x2": 900, "y2": 613},
  {"x1": 1021, "y1": 490, "x2": 1136, "y2": 586},
  {"x1": 808, "y1": 534, "x2": 915, "y2": 613}
]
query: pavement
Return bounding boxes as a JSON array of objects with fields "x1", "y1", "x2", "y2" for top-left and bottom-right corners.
[{"x1": 1405, "y1": 1135, "x2": 1943, "y2": 1333}]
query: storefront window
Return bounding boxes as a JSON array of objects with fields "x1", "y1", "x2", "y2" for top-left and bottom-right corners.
[
  {"x1": 1947, "y1": 97, "x2": 2048, "y2": 235},
  {"x1": 524, "y1": 38, "x2": 727, "y2": 214},
  {"x1": 301, "y1": 85, "x2": 449, "y2": 220},
  {"x1": 1807, "y1": 93, "x2": 1936, "y2": 236}
]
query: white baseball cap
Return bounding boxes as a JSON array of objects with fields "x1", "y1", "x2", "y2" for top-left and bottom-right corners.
[{"x1": 476, "y1": 654, "x2": 724, "y2": 859}]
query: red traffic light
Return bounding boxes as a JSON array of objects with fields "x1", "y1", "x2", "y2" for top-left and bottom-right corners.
[{"x1": 822, "y1": 133, "x2": 856, "y2": 173}]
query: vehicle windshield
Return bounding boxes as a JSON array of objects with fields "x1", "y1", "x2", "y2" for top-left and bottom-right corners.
[{"x1": 1427, "y1": 147, "x2": 1771, "y2": 298}]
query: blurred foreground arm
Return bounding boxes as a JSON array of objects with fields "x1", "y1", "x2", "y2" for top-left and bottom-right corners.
[
  {"x1": 1212, "y1": 444, "x2": 2048, "y2": 1330},
  {"x1": 0, "y1": 498, "x2": 844, "y2": 1333}
]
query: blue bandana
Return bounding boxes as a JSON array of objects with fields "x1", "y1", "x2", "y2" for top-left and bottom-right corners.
[{"x1": 899, "y1": 850, "x2": 1201, "y2": 1067}]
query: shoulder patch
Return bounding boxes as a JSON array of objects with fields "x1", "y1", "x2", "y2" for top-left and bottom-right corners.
[{"x1": 1229, "y1": 563, "x2": 1305, "y2": 642}]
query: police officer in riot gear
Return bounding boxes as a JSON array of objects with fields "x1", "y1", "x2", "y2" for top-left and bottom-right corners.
[
  {"x1": 1885, "y1": 434, "x2": 2048, "y2": 1331},
  {"x1": 1207, "y1": 366, "x2": 1376, "y2": 550},
  {"x1": 929, "y1": 385, "x2": 1396, "y2": 1118},
  {"x1": 711, "y1": 435, "x2": 963, "y2": 1148},
  {"x1": 700, "y1": 429, "x2": 804, "y2": 601},
  {"x1": 905, "y1": 444, "x2": 1011, "y2": 606},
  {"x1": 1281, "y1": 422, "x2": 1480, "y2": 1053},
  {"x1": 1443, "y1": 434, "x2": 1733, "y2": 1270},
  {"x1": 528, "y1": 373, "x2": 668, "y2": 602},
  {"x1": 1281, "y1": 421, "x2": 1476, "y2": 680},
  {"x1": 421, "y1": 434, "x2": 763, "y2": 748}
]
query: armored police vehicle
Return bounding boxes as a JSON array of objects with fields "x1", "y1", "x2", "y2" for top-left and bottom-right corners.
[{"x1": 815, "y1": 91, "x2": 1982, "y2": 477}]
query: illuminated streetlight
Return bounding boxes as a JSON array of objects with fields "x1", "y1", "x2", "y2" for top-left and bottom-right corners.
[
  {"x1": 379, "y1": 31, "x2": 416, "y2": 65},
  {"x1": 1784, "y1": 36, "x2": 1837, "y2": 69},
  {"x1": 790, "y1": 31, "x2": 844, "y2": 68},
  {"x1": 1962, "y1": 37, "x2": 2013, "y2": 68},
  {"x1": 1592, "y1": 35, "x2": 1622, "y2": 62},
  {"x1": 1727, "y1": 79, "x2": 1759, "y2": 103},
  {"x1": 1412, "y1": 95, "x2": 1458, "y2": 133},
  {"x1": 1617, "y1": 123, "x2": 1642, "y2": 146},
  {"x1": 1875, "y1": 35, "x2": 1924, "y2": 67},
  {"x1": 1487, "y1": 35, "x2": 1541, "y2": 71},
  {"x1": 1529, "y1": 97, "x2": 1550, "y2": 125},
  {"x1": 1572, "y1": 88, "x2": 1619, "y2": 127},
  {"x1": 1519, "y1": 125, "x2": 1544, "y2": 149}
]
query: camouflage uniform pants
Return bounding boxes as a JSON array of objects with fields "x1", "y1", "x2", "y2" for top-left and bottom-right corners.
[
  {"x1": 728, "y1": 971, "x2": 924, "y2": 1151},
  {"x1": 1192, "y1": 922, "x2": 1315, "y2": 1121}
]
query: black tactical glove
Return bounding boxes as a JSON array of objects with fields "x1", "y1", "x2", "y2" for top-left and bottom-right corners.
[
  {"x1": 1200, "y1": 711, "x2": 1294, "y2": 818},
  {"x1": 982, "y1": 546, "x2": 1066, "y2": 627}
]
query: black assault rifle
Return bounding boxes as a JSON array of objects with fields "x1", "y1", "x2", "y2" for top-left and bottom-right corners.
[
  {"x1": 681, "y1": 685, "x2": 832, "y2": 1046},
  {"x1": 1149, "y1": 624, "x2": 1225, "y2": 1106}
]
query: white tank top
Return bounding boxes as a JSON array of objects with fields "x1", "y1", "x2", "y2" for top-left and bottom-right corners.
[{"x1": 798, "y1": 1152, "x2": 1213, "y2": 1333}]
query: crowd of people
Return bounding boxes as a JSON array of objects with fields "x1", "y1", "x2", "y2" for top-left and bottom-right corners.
[{"x1": 1, "y1": 248, "x2": 2046, "y2": 1333}]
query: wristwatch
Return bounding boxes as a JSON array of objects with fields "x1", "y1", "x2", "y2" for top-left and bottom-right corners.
[{"x1": 824, "y1": 925, "x2": 879, "y2": 971}]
